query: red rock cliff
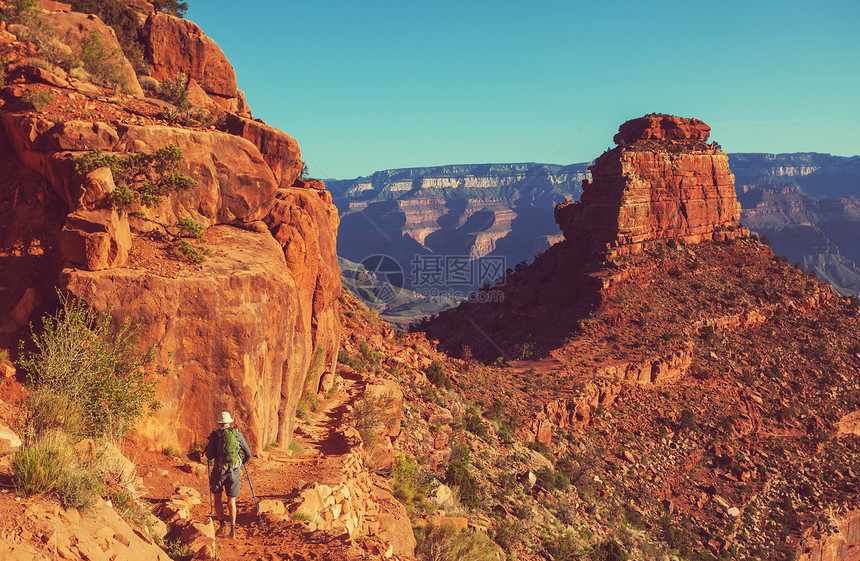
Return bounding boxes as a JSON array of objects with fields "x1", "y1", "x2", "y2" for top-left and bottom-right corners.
[
  {"x1": 555, "y1": 114, "x2": 745, "y2": 254},
  {"x1": 0, "y1": 6, "x2": 341, "y2": 450}
]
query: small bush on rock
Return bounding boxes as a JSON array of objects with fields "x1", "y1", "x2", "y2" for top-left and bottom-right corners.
[
  {"x1": 352, "y1": 390, "x2": 396, "y2": 451},
  {"x1": 19, "y1": 294, "x2": 162, "y2": 439},
  {"x1": 19, "y1": 389, "x2": 86, "y2": 445},
  {"x1": 12, "y1": 432, "x2": 74, "y2": 497},
  {"x1": 159, "y1": 72, "x2": 189, "y2": 110},
  {"x1": 73, "y1": 145, "x2": 196, "y2": 209},
  {"x1": 21, "y1": 90, "x2": 53, "y2": 111},
  {"x1": 57, "y1": 464, "x2": 105, "y2": 509},
  {"x1": 79, "y1": 30, "x2": 129, "y2": 91},
  {"x1": 416, "y1": 520, "x2": 503, "y2": 561},
  {"x1": 426, "y1": 360, "x2": 450, "y2": 389}
]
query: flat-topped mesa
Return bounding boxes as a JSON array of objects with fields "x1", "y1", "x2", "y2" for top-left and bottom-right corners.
[{"x1": 555, "y1": 114, "x2": 746, "y2": 255}]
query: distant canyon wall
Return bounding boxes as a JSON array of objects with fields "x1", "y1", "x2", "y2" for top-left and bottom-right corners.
[
  {"x1": 732, "y1": 153, "x2": 860, "y2": 295},
  {"x1": 328, "y1": 163, "x2": 588, "y2": 289},
  {"x1": 331, "y1": 153, "x2": 860, "y2": 296}
]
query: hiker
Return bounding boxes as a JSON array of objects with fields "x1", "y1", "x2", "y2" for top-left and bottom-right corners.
[{"x1": 205, "y1": 411, "x2": 252, "y2": 539}]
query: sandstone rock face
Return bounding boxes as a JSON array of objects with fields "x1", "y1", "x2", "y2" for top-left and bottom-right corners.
[
  {"x1": 796, "y1": 510, "x2": 860, "y2": 561},
  {"x1": 141, "y1": 12, "x2": 238, "y2": 108},
  {"x1": 40, "y1": 11, "x2": 144, "y2": 97},
  {"x1": 613, "y1": 114, "x2": 711, "y2": 145},
  {"x1": 219, "y1": 114, "x2": 302, "y2": 189},
  {"x1": 0, "y1": 115, "x2": 279, "y2": 227},
  {"x1": 0, "y1": 499, "x2": 173, "y2": 560},
  {"x1": 62, "y1": 226, "x2": 309, "y2": 450},
  {"x1": 266, "y1": 185, "x2": 342, "y2": 418},
  {"x1": 555, "y1": 114, "x2": 744, "y2": 254},
  {"x1": 0, "y1": 8, "x2": 342, "y2": 460}
]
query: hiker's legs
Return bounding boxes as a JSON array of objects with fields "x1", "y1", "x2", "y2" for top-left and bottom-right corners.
[
  {"x1": 228, "y1": 496, "x2": 237, "y2": 527},
  {"x1": 213, "y1": 492, "x2": 224, "y2": 521}
]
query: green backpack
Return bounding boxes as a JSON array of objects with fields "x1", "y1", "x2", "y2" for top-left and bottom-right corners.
[{"x1": 217, "y1": 427, "x2": 242, "y2": 474}]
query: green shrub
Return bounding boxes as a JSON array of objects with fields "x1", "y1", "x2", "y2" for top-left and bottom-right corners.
[
  {"x1": 69, "y1": 0, "x2": 150, "y2": 76},
  {"x1": 161, "y1": 536, "x2": 193, "y2": 561},
  {"x1": 12, "y1": 433, "x2": 74, "y2": 497},
  {"x1": 352, "y1": 390, "x2": 396, "y2": 452},
  {"x1": 19, "y1": 389, "x2": 85, "y2": 445},
  {"x1": 545, "y1": 531, "x2": 583, "y2": 561},
  {"x1": 536, "y1": 466, "x2": 571, "y2": 492},
  {"x1": 426, "y1": 360, "x2": 450, "y2": 389},
  {"x1": 22, "y1": 90, "x2": 53, "y2": 110},
  {"x1": 19, "y1": 294, "x2": 162, "y2": 439},
  {"x1": 590, "y1": 538, "x2": 629, "y2": 561},
  {"x1": 5, "y1": 0, "x2": 39, "y2": 25},
  {"x1": 152, "y1": 0, "x2": 188, "y2": 18},
  {"x1": 171, "y1": 239, "x2": 210, "y2": 264},
  {"x1": 79, "y1": 30, "x2": 129, "y2": 91},
  {"x1": 57, "y1": 464, "x2": 105, "y2": 510},
  {"x1": 392, "y1": 453, "x2": 431, "y2": 512},
  {"x1": 111, "y1": 488, "x2": 156, "y2": 528},
  {"x1": 159, "y1": 72, "x2": 189, "y2": 110},
  {"x1": 444, "y1": 457, "x2": 481, "y2": 510},
  {"x1": 416, "y1": 520, "x2": 503, "y2": 561},
  {"x1": 176, "y1": 218, "x2": 204, "y2": 239},
  {"x1": 287, "y1": 440, "x2": 304, "y2": 454},
  {"x1": 73, "y1": 145, "x2": 196, "y2": 209}
]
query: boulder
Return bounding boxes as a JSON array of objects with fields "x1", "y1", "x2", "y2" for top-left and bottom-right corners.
[
  {"x1": 141, "y1": 12, "x2": 237, "y2": 99},
  {"x1": 258, "y1": 499, "x2": 285, "y2": 515},
  {"x1": 46, "y1": 120, "x2": 119, "y2": 151},
  {"x1": 377, "y1": 510, "x2": 416, "y2": 558},
  {"x1": 5, "y1": 63, "x2": 69, "y2": 88},
  {"x1": 59, "y1": 209, "x2": 131, "y2": 270},
  {"x1": 0, "y1": 425, "x2": 22, "y2": 456},
  {"x1": 114, "y1": 124, "x2": 278, "y2": 227},
  {"x1": 77, "y1": 166, "x2": 116, "y2": 210},
  {"x1": 219, "y1": 114, "x2": 302, "y2": 188},
  {"x1": 11, "y1": 288, "x2": 38, "y2": 327}
]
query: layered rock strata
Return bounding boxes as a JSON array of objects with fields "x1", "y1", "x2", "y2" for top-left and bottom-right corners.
[{"x1": 555, "y1": 114, "x2": 745, "y2": 254}]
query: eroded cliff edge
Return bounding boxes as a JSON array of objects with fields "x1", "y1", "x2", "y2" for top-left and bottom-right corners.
[{"x1": 0, "y1": 5, "x2": 341, "y2": 450}]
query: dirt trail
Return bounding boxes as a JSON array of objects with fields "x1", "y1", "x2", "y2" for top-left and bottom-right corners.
[{"x1": 141, "y1": 368, "x2": 373, "y2": 561}]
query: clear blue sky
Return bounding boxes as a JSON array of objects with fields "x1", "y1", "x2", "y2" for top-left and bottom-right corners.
[{"x1": 187, "y1": 1, "x2": 860, "y2": 180}]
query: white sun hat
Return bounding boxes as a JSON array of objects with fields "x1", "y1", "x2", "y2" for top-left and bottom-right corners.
[{"x1": 217, "y1": 411, "x2": 234, "y2": 424}]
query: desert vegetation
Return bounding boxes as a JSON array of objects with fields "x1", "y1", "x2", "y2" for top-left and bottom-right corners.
[{"x1": 11, "y1": 295, "x2": 164, "y2": 536}]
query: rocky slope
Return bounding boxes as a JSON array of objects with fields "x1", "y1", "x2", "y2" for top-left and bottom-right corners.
[
  {"x1": 414, "y1": 115, "x2": 860, "y2": 560},
  {"x1": 0, "y1": 1, "x2": 340, "y2": 452}
]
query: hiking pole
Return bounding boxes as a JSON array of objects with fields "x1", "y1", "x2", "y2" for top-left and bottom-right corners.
[
  {"x1": 243, "y1": 462, "x2": 265, "y2": 531},
  {"x1": 206, "y1": 459, "x2": 213, "y2": 517}
]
